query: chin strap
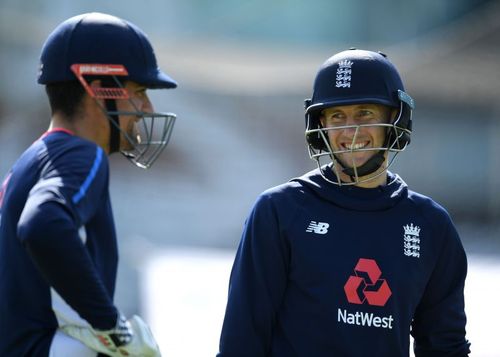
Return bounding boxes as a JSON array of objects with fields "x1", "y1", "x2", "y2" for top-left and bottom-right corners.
[{"x1": 342, "y1": 149, "x2": 386, "y2": 178}]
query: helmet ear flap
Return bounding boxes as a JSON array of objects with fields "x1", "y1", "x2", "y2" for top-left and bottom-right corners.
[
  {"x1": 388, "y1": 90, "x2": 414, "y2": 150},
  {"x1": 304, "y1": 99, "x2": 327, "y2": 151}
]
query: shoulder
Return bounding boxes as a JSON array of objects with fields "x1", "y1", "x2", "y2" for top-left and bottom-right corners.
[
  {"x1": 35, "y1": 133, "x2": 109, "y2": 186},
  {"x1": 406, "y1": 189, "x2": 451, "y2": 221},
  {"x1": 8, "y1": 133, "x2": 107, "y2": 187},
  {"x1": 260, "y1": 168, "x2": 323, "y2": 201},
  {"x1": 34, "y1": 134, "x2": 110, "y2": 223},
  {"x1": 246, "y1": 180, "x2": 310, "y2": 229},
  {"x1": 43, "y1": 133, "x2": 107, "y2": 168},
  {"x1": 405, "y1": 188, "x2": 460, "y2": 244},
  {"x1": 28, "y1": 133, "x2": 109, "y2": 203},
  {"x1": 257, "y1": 180, "x2": 307, "y2": 207}
]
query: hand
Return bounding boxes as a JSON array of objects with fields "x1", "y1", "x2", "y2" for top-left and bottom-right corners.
[{"x1": 60, "y1": 314, "x2": 161, "y2": 357}]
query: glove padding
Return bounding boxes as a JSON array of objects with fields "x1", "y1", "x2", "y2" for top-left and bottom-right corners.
[{"x1": 60, "y1": 314, "x2": 161, "y2": 357}]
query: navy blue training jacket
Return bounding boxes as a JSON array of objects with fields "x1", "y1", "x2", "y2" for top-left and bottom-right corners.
[
  {"x1": 218, "y1": 168, "x2": 470, "y2": 357},
  {"x1": 0, "y1": 130, "x2": 118, "y2": 356}
]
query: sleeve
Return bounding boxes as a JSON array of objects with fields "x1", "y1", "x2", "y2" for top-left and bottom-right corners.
[
  {"x1": 18, "y1": 201, "x2": 118, "y2": 329},
  {"x1": 17, "y1": 145, "x2": 118, "y2": 330},
  {"x1": 218, "y1": 194, "x2": 290, "y2": 357},
  {"x1": 411, "y1": 219, "x2": 471, "y2": 357}
]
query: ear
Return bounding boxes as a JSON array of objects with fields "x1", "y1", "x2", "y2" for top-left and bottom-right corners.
[
  {"x1": 319, "y1": 113, "x2": 325, "y2": 128},
  {"x1": 391, "y1": 108, "x2": 398, "y2": 120},
  {"x1": 89, "y1": 79, "x2": 102, "y2": 91},
  {"x1": 86, "y1": 79, "x2": 106, "y2": 106}
]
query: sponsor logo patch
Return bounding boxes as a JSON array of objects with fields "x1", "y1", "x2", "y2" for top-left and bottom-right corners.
[
  {"x1": 338, "y1": 308, "x2": 394, "y2": 329},
  {"x1": 339, "y1": 258, "x2": 394, "y2": 329},
  {"x1": 306, "y1": 221, "x2": 329, "y2": 234},
  {"x1": 344, "y1": 258, "x2": 392, "y2": 307}
]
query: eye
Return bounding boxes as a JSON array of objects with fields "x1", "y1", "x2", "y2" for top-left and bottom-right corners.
[
  {"x1": 359, "y1": 110, "x2": 374, "y2": 117},
  {"x1": 357, "y1": 110, "x2": 381, "y2": 123},
  {"x1": 327, "y1": 112, "x2": 345, "y2": 124}
]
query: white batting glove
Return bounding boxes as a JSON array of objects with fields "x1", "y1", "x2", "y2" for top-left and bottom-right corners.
[{"x1": 60, "y1": 314, "x2": 161, "y2": 357}]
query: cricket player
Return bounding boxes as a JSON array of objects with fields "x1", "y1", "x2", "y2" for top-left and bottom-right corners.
[
  {"x1": 0, "y1": 13, "x2": 177, "y2": 356},
  {"x1": 217, "y1": 49, "x2": 470, "y2": 356}
]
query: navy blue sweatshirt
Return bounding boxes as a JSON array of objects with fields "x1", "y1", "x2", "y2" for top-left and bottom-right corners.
[
  {"x1": 0, "y1": 130, "x2": 118, "y2": 356},
  {"x1": 218, "y1": 168, "x2": 470, "y2": 356}
]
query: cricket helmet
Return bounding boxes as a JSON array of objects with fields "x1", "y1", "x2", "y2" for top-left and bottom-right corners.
[
  {"x1": 37, "y1": 13, "x2": 178, "y2": 169},
  {"x1": 304, "y1": 49, "x2": 415, "y2": 185},
  {"x1": 37, "y1": 12, "x2": 177, "y2": 88}
]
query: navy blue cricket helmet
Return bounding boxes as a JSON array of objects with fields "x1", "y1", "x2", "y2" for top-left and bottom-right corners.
[
  {"x1": 37, "y1": 12, "x2": 177, "y2": 89},
  {"x1": 304, "y1": 49, "x2": 415, "y2": 184},
  {"x1": 305, "y1": 48, "x2": 414, "y2": 151},
  {"x1": 38, "y1": 12, "x2": 178, "y2": 169}
]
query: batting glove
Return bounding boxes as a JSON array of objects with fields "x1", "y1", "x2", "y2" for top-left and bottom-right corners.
[{"x1": 60, "y1": 314, "x2": 161, "y2": 357}]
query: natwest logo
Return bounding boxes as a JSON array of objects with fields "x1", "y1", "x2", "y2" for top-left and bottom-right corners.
[{"x1": 344, "y1": 258, "x2": 392, "y2": 307}]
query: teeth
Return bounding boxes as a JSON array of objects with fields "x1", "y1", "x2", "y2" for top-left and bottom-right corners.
[{"x1": 345, "y1": 142, "x2": 367, "y2": 150}]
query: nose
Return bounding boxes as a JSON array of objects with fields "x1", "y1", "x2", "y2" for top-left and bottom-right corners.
[{"x1": 341, "y1": 116, "x2": 359, "y2": 137}]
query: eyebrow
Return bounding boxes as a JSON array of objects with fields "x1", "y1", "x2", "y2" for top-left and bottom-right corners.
[
  {"x1": 324, "y1": 105, "x2": 378, "y2": 114},
  {"x1": 354, "y1": 105, "x2": 378, "y2": 110}
]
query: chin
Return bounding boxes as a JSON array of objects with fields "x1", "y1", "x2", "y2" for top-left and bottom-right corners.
[
  {"x1": 338, "y1": 155, "x2": 370, "y2": 169},
  {"x1": 120, "y1": 142, "x2": 134, "y2": 151}
]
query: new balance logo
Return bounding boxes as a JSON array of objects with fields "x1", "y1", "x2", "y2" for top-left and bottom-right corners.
[{"x1": 306, "y1": 221, "x2": 329, "y2": 234}]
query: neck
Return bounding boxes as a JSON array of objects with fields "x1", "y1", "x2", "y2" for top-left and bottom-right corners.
[
  {"x1": 48, "y1": 114, "x2": 76, "y2": 134},
  {"x1": 333, "y1": 162, "x2": 388, "y2": 188},
  {"x1": 355, "y1": 171, "x2": 388, "y2": 188},
  {"x1": 49, "y1": 109, "x2": 110, "y2": 154}
]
